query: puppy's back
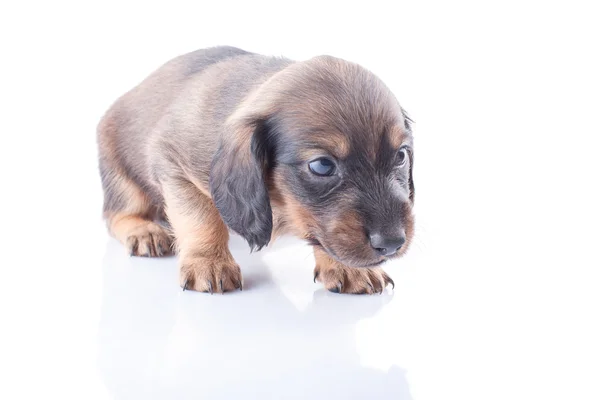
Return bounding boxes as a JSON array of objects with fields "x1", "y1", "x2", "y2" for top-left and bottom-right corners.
[
  {"x1": 100, "y1": 46, "x2": 253, "y2": 142},
  {"x1": 97, "y1": 47, "x2": 257, "y2": 198}
]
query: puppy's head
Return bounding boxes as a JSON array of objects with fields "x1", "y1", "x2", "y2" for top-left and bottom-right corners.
[{"x1": 210, "y1": 56, "x2": 415, "y2": 267}]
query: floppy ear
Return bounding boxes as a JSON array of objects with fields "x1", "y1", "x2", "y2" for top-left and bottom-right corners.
[{"x1": 209, "y1": 117, "x2": 274, "y2": 251}]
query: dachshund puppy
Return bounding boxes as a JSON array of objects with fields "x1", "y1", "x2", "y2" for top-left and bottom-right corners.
[{"x1": 97, "y1": 46, "x2": 415, "y2": 294}]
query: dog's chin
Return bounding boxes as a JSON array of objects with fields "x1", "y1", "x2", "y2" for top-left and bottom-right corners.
[
  {"x1": 330, "y1": 253, "x2": 387, "y2": 268},
  {"x1": 351, "y1": 259, "x2": 387, "y2": 268},
  {"x1": 308, "y1": 238, "x2": 386, "y2": 268}
]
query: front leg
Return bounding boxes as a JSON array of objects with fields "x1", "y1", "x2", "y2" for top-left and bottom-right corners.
[
  {"x1": 313, "y1": 248, "x2": 394, "y2": 294},
  {"x1": 162, "y1": 177, "x2": 242, "y2": 293}
]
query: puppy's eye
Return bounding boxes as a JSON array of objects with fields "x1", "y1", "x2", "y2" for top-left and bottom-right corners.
[
  {"x1": 308, "y1": 158, "x2": 336, "y2": 176},
  {"x1": 398, "y1": 148, "x2": 409, "y2": 167}
]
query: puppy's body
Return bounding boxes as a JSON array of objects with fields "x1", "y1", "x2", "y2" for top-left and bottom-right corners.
[{"x1": 98, "y1": 46, "x2": 415, "y2": 294}]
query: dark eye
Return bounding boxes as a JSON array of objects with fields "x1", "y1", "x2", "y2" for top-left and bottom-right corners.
[
  {"x1": 398, "y1": 148, "x2": 408, "y2": 167},
  {"x1": 308, "y1": 158, "x2": 336, "y2": 176}
]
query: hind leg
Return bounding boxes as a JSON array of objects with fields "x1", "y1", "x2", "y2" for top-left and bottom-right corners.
[
  {"x1": 101, "y1": 170, "x2": 172, "y2": 257},
  {"x1": 97, "y1": 110, "x2": 172, "y2": 257},
  {"x1": 99, "y1": 159, "x2": 172, "y2": 257}
]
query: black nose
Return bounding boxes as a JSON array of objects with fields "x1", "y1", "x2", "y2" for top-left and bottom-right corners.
[{"x1": 369, "y1": 231, "x2": 406, "y2": 256}]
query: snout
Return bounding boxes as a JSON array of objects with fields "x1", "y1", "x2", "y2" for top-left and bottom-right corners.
[
  {"x1": 368, "y1": 229, "x2": 406, "y2": 257},
  {"x1": 318, "y1": 200, "x2": 414, "y2": 268}
]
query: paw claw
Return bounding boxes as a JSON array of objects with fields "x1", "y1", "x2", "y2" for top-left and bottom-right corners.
[
  {"x1": 182, "y1": 279, "x2": 189, "y2": 291},
  {"x1": 207, "y1": 280, "x2": 213, "y2": 295},
  {"x1": 384, "y1": 274, "x2": 395, "y2": 290},
  {"x1": 219, "y1": 279, "x2": 224, "y2": 294},
  {"x1": 314, "y1": 271, "x2": 319, "y2": 283},
  {"x1": 328, "y1": 281, "x2": 343, "y2": 293}
]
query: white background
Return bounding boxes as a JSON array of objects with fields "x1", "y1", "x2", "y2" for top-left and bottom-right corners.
[{"x1": 1, "y1": 1, "x2": 599, "y2": 399}]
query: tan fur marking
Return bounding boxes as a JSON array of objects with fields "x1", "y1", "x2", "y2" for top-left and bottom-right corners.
[
  {"x1": 271, "y1": 170, "x2": 319, "y2": 240},
  {"x1": 111, "y1": 174, "x2": 153, "y2": 215},
  {"x1": 389, "y1": 125, "x2": 409, "y2": 150},
  {"x1": 297, "y1": 132, "x2": 351, "y2": 160},
  {"x1": 328, "y1": 210, "x2": 362, "y2": 237}
]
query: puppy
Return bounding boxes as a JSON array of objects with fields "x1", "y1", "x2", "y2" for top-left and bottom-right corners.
[{"x1": 97, "y1": 46, "x2": 415, "y2": 294}]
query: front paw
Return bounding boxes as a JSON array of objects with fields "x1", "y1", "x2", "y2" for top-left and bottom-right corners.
[
  {"x1": 314, "y1": 264, "x2": 394, "y2": 295},
  {"x1": 180, "y1": 255, "x2": 242, "y2": 293}
]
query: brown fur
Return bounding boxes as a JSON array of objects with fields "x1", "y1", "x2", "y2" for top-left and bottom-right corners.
[{"x1": 97, "y1": 46, "x2": 415, "y2": 294}]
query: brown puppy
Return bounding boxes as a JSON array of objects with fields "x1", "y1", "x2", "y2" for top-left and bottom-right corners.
[{"x1": 97, "y1": 46, "x2": 415, "y2": 294}]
